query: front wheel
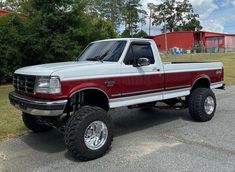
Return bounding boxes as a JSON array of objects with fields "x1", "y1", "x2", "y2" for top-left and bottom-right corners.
[
  {"x1": 64, "y1": 106, "x2": 113, "y2": 161},
  {"x1": 189, "y1": 88, "x2": 216, "y2": 122}
]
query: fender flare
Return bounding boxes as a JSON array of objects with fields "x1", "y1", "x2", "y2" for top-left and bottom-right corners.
[{"x1": 192, "y1": 74, "x2": 211, "y2": 89}]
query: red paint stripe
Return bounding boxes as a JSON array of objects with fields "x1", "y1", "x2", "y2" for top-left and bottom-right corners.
[{"x1": 16, "y1": 69, "x2": 223, "y2": 100}]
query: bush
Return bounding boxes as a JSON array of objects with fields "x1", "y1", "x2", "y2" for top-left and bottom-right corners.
[
  {"x1": 0, "y1": 1, "x2": 117, "y2": 84},
  {"x1": 0, "y1": 14, "x2": 24, "y2": 83}
]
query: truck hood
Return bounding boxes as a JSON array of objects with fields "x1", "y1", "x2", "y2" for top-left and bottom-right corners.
[
  {"x1": 15, "y1": 61, "x2": 105, "y2": 76},
  {"x1": 15, "y1": 61, "x2": 121, "y2": 80}
]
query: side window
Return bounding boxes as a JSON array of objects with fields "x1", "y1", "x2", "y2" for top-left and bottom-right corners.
[
  {"x1": 123, "y1": 46, "x2": 134, "y2": 65},
  {"x1": 124, "y1": 43, "x2": 155, "y2": 65}
]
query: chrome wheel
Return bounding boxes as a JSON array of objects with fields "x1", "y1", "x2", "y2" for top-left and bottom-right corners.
[
  {"x1": 204, "y1": 96, "x2": 215, "y2": 115},
  {"x1": 84, "y1": 121, "x2": 108, "y2": 150}
]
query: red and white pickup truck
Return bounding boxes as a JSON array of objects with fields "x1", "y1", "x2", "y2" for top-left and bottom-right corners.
[{"x1": 9, "y1": 38, "x2": 224, "y2": 160}]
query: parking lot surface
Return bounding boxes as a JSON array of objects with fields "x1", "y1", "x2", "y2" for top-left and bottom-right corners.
[{"x1": 0, "y1": 86, "x2": 235, "y2": 172}]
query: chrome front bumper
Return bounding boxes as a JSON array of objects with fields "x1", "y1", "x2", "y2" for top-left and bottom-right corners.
[{"x1": 9, "y1": 91, "x2": 67, "y2": 116}]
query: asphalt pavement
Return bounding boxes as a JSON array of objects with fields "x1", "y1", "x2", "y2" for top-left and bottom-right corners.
[{"x1": 0, "y1": 86, "x2": 235, "y2": 172}]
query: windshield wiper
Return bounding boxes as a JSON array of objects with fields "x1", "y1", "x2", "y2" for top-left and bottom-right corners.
[{"x1": 86, "y1": 55, "x2": 104, "y2": 62}]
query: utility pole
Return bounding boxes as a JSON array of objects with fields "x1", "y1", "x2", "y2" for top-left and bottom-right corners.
[
  {"x1": 128, "y1": 1, "x2": 133, "y2": 37},
  {"x1": 149, "y1": 8, "x2": 152, "y2": 36},
  {"x1": 147, "y1": 3, "x2": 154, "y2": 36},
  {"x1": 163, "y1": 13, "x2": 168, "y2": 52}
]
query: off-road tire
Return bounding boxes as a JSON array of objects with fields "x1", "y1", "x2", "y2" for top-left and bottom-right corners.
[
  {"x1": 64, "y1": 106, "x2": 113, "y2": 161},
  {"x1": 189, "y1": 88, "x2": 216, "y2": 122},
  {"x1": 22, "y1": 113, "x2": 52, "y2": 132}
]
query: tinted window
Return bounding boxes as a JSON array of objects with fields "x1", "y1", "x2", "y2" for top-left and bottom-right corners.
[
  {"x1": 124, "y1": 43, "x2": 155, "y2": 65},
  {"x1": 79, "y1": 41, "x2": 127, "y2": 62},
  {"x1": 124, "y1": 46, "x2": 134, "y2": 65}
]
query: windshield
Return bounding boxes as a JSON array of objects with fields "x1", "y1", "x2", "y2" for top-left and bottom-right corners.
[{"x1": 79, "y1": 40, "x2": 127, "y2": 62}]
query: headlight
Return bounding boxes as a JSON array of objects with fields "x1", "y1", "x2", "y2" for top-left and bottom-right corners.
[{"x1": 35, "y1": 76, "x2": 61, "y2": 94}]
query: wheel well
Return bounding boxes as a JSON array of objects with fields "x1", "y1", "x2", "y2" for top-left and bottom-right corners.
[
  {"x1": 68, "y1": 89, "x2": 109, "y2": 112},
  {"x1": 192, "y1": 78, "x2": 210, "y2": 91}
]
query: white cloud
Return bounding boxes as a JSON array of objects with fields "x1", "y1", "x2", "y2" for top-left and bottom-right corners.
[
  {"x1": 201, "y1": 19, "x2": 224, "y2": 33},
  {"x1": 140, "y1": 0, "x2": 161, "y2": 13},
  {"x1": 222, "y1": 0, "x2": 235, "y2": 6},
  {"x1": 140, "y1": 0, "x2": 162, "y2": 35},
  {"x1": 189, "y1": 0, "x2": 218, "y2": 19},
  {"x1": 229, "y1": 0, "x2": 235, "y2": 5},
  {"x1": 140, "y1": 0, "x2": 220, "y2": 35},
  {"x1": 141, "y1": 0, "x2": 219, "y2": 19}
]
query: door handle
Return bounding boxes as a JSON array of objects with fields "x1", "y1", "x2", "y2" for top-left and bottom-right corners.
[{"x1": 152, "y1": 67, "x2": 161, "y2": 72}]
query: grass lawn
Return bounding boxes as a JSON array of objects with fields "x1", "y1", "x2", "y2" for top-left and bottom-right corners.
[
  {"x1": 161, "y1": 53, "x2": 235, "y2": 85},
  {"x1": 0, "y1": 85, "x2": 27, "y2": 141},
  {"x1": 0, "y1": 53, "x2": 234, "y2": 140}
]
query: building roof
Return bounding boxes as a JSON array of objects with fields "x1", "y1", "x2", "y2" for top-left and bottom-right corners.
[
  {"x1": 196, "y1": 30, "x2": 235, "y2": 37},
  {"x1": 151, "y1": 31, "x2": 235, "y2": 37},
  {"x1": 0, "y1": 9, "x2": 27, "y2": 18},
  {"x1": 0, "y1": 9, "x2": 11, "y2": 15}
]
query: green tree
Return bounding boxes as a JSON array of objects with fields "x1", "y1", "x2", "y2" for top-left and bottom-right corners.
[
  {"x1": 122, "y1": 0, "x2": 147, "y2": 37},
  {"x1": 0, "y1": 14, "x2": 24, "y2": 83},
  {"x1": 1, "y1": 0, "x2": 30, "y2": 14},
  {"x1": 89, "y1": 0, "x2": 125, "y2": 32},
  {"x1": 152, "y1": 0, "x2": 202, "y2": 33},
  {"x1": 133, "y1": 29, "x2": 148, "y2": 38},
  {"x1": 0, "y1": 0, "x2": 117, "y2": 83}
]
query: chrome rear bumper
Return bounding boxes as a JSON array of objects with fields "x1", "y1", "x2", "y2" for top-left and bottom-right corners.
[{"x1": 9, "y1": 91, "x2": 67, "y2": 116}]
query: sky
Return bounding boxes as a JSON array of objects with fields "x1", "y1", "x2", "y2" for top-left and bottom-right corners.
[{"x1": 140, "y1": 0, "x2": 235, "y2": 35}]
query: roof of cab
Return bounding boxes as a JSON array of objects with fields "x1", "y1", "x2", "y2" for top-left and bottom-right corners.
[{"x1": 92, "y1": 38, "x2": 153, "y2": 43}]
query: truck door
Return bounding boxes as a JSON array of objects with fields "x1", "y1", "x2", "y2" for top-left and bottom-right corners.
[{"x1": 120, "y1": 41, "x2": 164, "y2": 98}]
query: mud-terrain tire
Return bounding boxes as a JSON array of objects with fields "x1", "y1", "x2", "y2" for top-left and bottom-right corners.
[
  {"x1": 22, "y1": 113, "x2": 52, "y2": 132},
  {"x1": 64, "y1": 106, "x2": 113, "y2": 161},
  {"x1": 189, "y1": 88, "x2": 216, "y2": 122}
]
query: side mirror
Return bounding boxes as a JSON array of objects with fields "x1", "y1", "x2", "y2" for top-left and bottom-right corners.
[{"x1": 134, "y1": 58, "x2": 150, "y2": 67}]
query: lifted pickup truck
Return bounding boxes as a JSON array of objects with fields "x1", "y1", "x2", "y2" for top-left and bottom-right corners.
[{"x1": 9, "y1": 38, "x2": 224, "y2": 161}]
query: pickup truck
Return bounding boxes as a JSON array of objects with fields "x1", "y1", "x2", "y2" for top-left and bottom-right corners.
[{"x1": 9, "y1": 38, "x2": 224, "y2": 161}]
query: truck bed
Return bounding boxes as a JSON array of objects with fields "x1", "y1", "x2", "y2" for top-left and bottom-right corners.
[{"x1": 163, "y1": 61, "x2": 223, "y2": 73}]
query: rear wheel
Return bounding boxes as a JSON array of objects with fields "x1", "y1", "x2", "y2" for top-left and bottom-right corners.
[
  {"x1": 189, "y1": 88, "x2": 216, "y2": 122},
  {"x1": 22, "y1": 113, "x2": 52, "y2": 132},
  {"x1": 64, "y1": 106, "x2": 113, "y2": 161}
]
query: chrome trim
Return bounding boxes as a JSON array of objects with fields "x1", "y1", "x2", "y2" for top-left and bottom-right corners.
[
  {"x1": 111, "y1": 86, "x2": 190, "y2": 98},
  {"x1": 109, "y1": 87, "x2": 191, "y2": 108},
  {"x1": 84, "y1": 121, "x2": 108, "y2": 150},
  {"x1": 62, "y1": 72, "x2": 165, "y2": 81},
  {"x1": 13, "y1": 74, "x2": 36, "y2": 94},
  {"x1": 122, "y1": 88, "x2": 164, "y2": 96},
  {"x1": 110, "y1": 91, "x2": 163, "y2": 103},
  {"x1": 204, "y1": 96, "x2": 215, "y2": 115},
  {"x1": 111, "y1": 93, "x2": 122, "y2": 97},
  {"x1": 210, "y1": 81, "x2": 224, "y2": 89},
  {"x1": 164, "y1": 67, "x2": 223, "y2": 74},
  {"x1": 165, "y1": 85, "x2": 191, "y2": 90},
  {"x1": 9, "y1": 92, "x2": 67, "y2": 116}
]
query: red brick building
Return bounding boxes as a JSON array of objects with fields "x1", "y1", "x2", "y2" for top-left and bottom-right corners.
[
  {"x1": 150, "y1": 31, "x2": 235, "y2": 53},
  {"x1": 0, "y1": 9, "x2": 11, "y2": 16},
  {"x1": 0, "y1": 9, "x2": 27, "y2": 18}
]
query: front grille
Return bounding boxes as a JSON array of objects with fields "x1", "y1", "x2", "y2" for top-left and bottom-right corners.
[{"x1": 13, "y1": 74, "x2": 36, "y2": 94}]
